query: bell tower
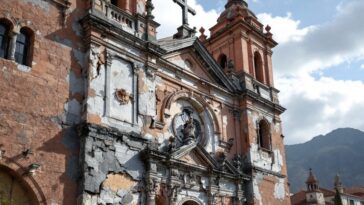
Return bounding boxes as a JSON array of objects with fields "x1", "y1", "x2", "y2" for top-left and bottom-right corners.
[
  {"x1": 305, "y1": 169, "x2": 325, "y2": 205},
  {"x1": 202, "y1": 0, "x2": 290, "y2": 204},
  {"x1": 203, "y1": 0, "x2": 276, "y2": 86}
]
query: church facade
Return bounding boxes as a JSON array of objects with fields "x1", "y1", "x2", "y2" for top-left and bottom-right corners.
[{"x1": 0, "y1": 0, "x2": 291, "y2": 205}]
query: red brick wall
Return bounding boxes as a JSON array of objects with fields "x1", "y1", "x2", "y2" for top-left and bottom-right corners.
[{"x1": 0, "y1": 0, "x2": 87, "y2": 204}]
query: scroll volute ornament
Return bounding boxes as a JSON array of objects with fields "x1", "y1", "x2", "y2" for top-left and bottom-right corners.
[{"x1": 115, "y1": 89, "x2": 133, "y2": 105}]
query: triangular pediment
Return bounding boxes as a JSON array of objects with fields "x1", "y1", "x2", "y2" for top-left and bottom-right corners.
[
  {"x1": 158, "y1": 37, "x2": 236, "y2": 92},
  {"x1": 164, "y1": 51, "x2": 217, "y2": 83},
  {"x1": 179, "y1": 150, "x2": 205, "y2": 166},
  {"x1": 170, "y1": 143, "x2": 219, "y2": 169}
]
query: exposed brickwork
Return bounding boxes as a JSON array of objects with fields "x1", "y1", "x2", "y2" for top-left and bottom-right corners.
[{"x1": 0, "y1": 0, "x2": 86, "y2": 204}]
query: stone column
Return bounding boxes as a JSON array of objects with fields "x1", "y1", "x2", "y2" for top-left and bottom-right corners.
[
  {"x1": 147, "y1": 191, "x2": 156, "y2": 205},
  {"x1": 7, "y1": 31, "x2": 18, "y2": 60}
]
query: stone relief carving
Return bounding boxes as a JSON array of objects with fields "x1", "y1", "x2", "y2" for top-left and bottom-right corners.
[
  {"x1": 169, "y1": 184, "x2": 182, "y2": 203},
  {"x1": 146, "y1": 178, "x2": 159, "y2": 196},
  {"x1": 115, "y1": 88, "x2": 133, "y2": 105},
  {"x1": 90, "y1": 45, "x2": 106, "y2": 80}
]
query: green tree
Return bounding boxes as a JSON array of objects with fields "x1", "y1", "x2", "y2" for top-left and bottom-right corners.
[{"x1": 334, "y1": 189, "x2": 343, "y2": 205}]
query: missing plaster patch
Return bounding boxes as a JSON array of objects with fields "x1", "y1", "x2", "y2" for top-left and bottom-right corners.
[
  {"x1": 22, "y1": 0, "x2": 50, "y2": 11},
  {"x1": 102, "y1": 173, "x2": 136, "y2": 192},
  {"x1": 253, "y1": 174, "x2": 263, "y2": 205},
  {"x1": 16, "y1": 64, "x2": 31, "y2": 72},
  {"x1": 99, "y1": 173, "x2": 136, "y2": 204},
  {"x1": 274, "y1": 178, "x2": 286, "y2": 200}
]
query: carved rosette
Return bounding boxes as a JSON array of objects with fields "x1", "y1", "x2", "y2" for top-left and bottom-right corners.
[{"x1": 115, "y1": 89, "x2": 133, "y2": 105}]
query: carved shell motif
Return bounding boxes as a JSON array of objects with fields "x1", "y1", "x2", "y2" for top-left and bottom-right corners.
[{"x1": 115, "y1": 89, "x2": 133, "y2": 105}]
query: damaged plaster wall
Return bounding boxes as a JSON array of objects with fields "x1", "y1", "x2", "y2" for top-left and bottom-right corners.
[
  {"x1": 274, "y1": 178, "x2": 286, "y2": 200},
  {"x1": 81, "y1": 125, "x2": 146, "y2": 205},
  {"x1": 244, "y1": 106, "x2": 290, "y2": 205},
  {"x1": 252, "y1": 174, "x2": 263, "y2": 205},
  {"x1": 86, "y1": 43, "x2": 151, "y2": 133},
  {"x1": 138, "y1": 69, "x2": 159, "y2": 117}
]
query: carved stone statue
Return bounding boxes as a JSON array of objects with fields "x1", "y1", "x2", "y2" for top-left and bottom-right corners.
[
  {"x1": 233, "y1": 154, "x2": 242, "y2": 171},
  {"x1": 173, "y1": 107, "x2": 201, "y2": 145},
  {"x1": 168, "y1": 136, "x2": 177, "y2": 153},
  {"x1": 183, "y1": 117, "x2": 196, "y2": 144}
]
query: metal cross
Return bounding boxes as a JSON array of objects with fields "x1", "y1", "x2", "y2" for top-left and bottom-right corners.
[{"x1": 173, "y1": 0, "x2": 196, "y2": 25}]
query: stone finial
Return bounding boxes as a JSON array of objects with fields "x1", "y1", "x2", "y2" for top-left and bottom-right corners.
[
  {"x1": 227, "y1": 59, "x2": 235, "y2": 71},
  {"x1": 265, "y1": 25, "x2": 273, "y2": 39},
  {"x1": 265, "y1": 25, "x2": 271, "y2": 32},
  {"x1": 199, "y1": 27, "x2": 207, "y2": 42},
  {"x1": 146, "y1": 0, "x2": 155, "y2": 19}
]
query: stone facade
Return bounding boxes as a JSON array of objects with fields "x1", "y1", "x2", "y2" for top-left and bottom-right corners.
[{"x1": 0, "y1": 0, "x2": 291, "y2": 205}]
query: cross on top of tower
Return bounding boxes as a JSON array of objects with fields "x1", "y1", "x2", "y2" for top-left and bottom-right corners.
[{"x1": 173, "y1": 0, "x2": 196, "y2": 26}]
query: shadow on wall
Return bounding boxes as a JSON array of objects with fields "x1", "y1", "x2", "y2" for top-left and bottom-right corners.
[
  {"x1": 38, "y1": 126, "x2": 80, "y2": 205},
  {"x1": 39, "y1": 0, "x2": 89, "y2": 204}
]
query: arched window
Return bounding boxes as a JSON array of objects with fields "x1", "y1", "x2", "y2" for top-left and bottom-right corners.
[
  {"x1": 0, "y1": 166, "x2": 38, "y2": 205},
  {"x1": 0, "y1": 23, "x2": 10, "y2": 58},
  {"x1": 254, "y1": 51, "x2": 264, "y2": 83},
  {"x1": 15, "y1": 27, "x2": 33, "y2": 66},
  {"x1": 257, "y1": 119, "x2": 271, "y2": 150},
  {"x1": 218, "y1": 54, "x2": 227, "y2": 70},
  {"x1": 183, "y1": 201, "x2": 199, "y2": 205}
]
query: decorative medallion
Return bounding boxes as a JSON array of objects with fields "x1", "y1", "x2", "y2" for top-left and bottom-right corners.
[{"x1": 115, "y1": 89, "x2": 133, "y2": 105}]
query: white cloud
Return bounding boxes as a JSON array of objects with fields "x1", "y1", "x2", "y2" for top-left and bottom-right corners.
[
  {"x1": 360, "y1": 64, "x2": 364, "y2": 70},
  {"x1": 260, "y1": 0, "x2": 364, "y2": 144},
  {"x1": 270, "y1": 0, "x2": 364, "y2": 77},
  {"x1": 279, "y1": 75, "x2": 364, "y2": 144},
  {"x1": 257, "y1": 12, "x2": 315, "y2": 44},
  {"x1": 154, "y1": 0, "x2": 220, "y2": 38}
]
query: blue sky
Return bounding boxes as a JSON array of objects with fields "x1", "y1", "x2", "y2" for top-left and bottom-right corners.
[{"x1": 154, "y1": 0, "x2": 364, "y2": 144}]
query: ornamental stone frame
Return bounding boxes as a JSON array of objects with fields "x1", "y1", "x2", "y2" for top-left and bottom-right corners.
[
  {"x1": 104, "y1": 49, "x2": 139, "y2": 127},
  {"x1": 0, "y1": 159, "x2": 47, "y2": 205},
  {"x1": 160, "y1": 91, "x2": 222, "y2": 139},
  {"x1": 178, "y1": 197, "x2": 203, "y2": 205}
]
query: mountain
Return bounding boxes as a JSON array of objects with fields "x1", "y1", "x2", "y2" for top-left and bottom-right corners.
[{"x1": 285, "y1": 128, "x2": 364, "y2": 193}]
